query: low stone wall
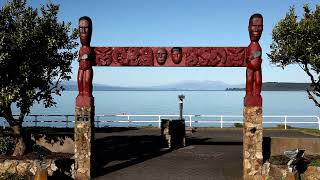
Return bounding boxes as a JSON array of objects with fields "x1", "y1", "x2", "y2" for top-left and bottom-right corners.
[
  {"x1": 0, "y1": 159, "x2": 74, "y2": 178},
  {"x1": 262, "y1": 162, "x2": 320, "y2": 180},
  {"x1": 267, "y1": 137, "x2": 320, "y2": 156}
]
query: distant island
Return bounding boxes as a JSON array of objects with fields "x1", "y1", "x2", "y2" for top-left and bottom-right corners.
[
  {"x1": 225, "y1": 82, "x2": 310, "y2": 91},
  {"x1": 61, "y1": 81, "x2": 310, "y2": 91}
]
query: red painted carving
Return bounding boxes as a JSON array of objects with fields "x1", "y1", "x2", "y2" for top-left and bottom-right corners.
[
  {"x1": 76, "y1": 16, "x2": 94, "y2": 107},
  {"x1": 127, "y1": 47, "x2": 140, "y2": 66},
  {"x1": 108, "y1": 47, "x2": 154, "y2": 66},
  {"x1": 94, "y1": 47, "x2": 112, "y2": 66},
  {"x1": 94, "y1": 47, "x2": 246, "y2": 67},
  {"x1": 155, "y1": 48, "x2": 168, "y2": 65},
  {"x1": 198, "y1": 48, "x2": 211, "y2": 66},
  {"x1": 210, "y1": 48, "x2": 226, "y2": 66},
  {"x1": 171, "y1": 47, "x2": 183, "y2": 64},
  {"x1": 225, "y1": 47, "x2": 246, "y2": 66},
  {"x1": 139, "y1": 47, "x2": 154, "y2": 66},
  {"x1": 77, "y1": 14, "x2": 264, "y2": 108},
  {"x1": 112, "y1": 47, "x2": 128, "y2": 65},
  {"x1": 244, "y1": 13, "x2": 263, "y2": 107},
  {"x1": 185, "y1": 48, "x2": 199, "y2": 66}
]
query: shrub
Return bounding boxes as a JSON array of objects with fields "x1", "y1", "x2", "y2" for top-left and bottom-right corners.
[
  {"x1": 276, "y1": 124, "x2": 293, "y2": 129},
  {"x1": 0, "y1": 171, "x2": 25, "y2": 180},
  {"x1": 0, "y1": 136, "x2": 15, "y2": 155},
  {"x1": 234, "y1": 123, "x2": 243, "y2": 128},
  {"x1": 310, "y1": 159, "x2": 320, "y2": 167}
]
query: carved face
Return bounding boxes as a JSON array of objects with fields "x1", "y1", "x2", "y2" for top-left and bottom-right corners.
[
  {"x1": 79, "y1": 19, "x2": 92, "y2": 46},
  {"x1": 171, "y1": 48, "x2": 182, "y2": 64},
  {"x1": 248, "y1": 17, "x2": 263, "y2": 42},
  {"x1": 156, "y1": 48, "x2": 167, "y2": 65}
]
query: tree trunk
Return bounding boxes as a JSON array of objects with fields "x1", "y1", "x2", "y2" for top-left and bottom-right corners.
[{"x1": 11, "y1": 124, "x2": 26, "y2": 156}]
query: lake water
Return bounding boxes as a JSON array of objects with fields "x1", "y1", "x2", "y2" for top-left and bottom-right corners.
[{"x1": 5, "y1": 91, "x2": 320, "y2": 129}]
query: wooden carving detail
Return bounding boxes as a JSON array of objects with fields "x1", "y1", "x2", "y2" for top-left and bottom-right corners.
[
  {"x1": 139, "y1": 47, "x2": 154, "y2": 66},
  {"x1": 185, "y1": 48, "x2": 199, "y2": 66},
  {"x1": 226, "y1": 47, "x2": 246, "y2": 66},
  {"x1": 211, "y1": 48, "x2": 226, "y2": 66},
  {"x1": 94, "y1": 47, "x2": 246, "y2": 67},
  {"x1": 94, "y1": 47, "x2": 112, "y2": 66},
  {"x1": 112, "y1": 47, "x2": 128, "y2": 65},
  {"x1": 184, "y1": 47, "x2": 245, "y2": 67}
]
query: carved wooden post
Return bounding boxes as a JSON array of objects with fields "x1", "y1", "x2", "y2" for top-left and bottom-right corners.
[
  {"x1": 75, "y1": 16, "x2": 94, "y2": 180},
  {"x1": 243, "y1": 13, "x2": 264, "y2": 180}
]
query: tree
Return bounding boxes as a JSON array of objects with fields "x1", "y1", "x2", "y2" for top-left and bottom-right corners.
[
  {"x1": 268, "y1": 4, "x2": 320, "y2": 107},
  {"x1": 0, "y1": 0, "x2": 78, "y2": 156}
]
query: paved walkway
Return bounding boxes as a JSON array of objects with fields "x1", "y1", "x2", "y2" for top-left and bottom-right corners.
[{"x1": 93, "y1": 128, "x2": 317, "y2": 180}]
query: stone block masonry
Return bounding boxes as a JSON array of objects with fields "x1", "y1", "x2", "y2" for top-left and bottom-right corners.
[
  {"x1": 0, "y1": 159, "x2": 74, "y2": 178},
  {"x1": 243, "y1": 106, "x2": 263, "y2": 180},
  {"x1": 74, "y1": 106, "x2": 94, "y2": 180}
]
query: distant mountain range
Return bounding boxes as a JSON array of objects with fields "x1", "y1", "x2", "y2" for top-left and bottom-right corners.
[
  {"x1": 61, "y1": 81, "x2": 310, "y2": 91},
  {"x1": 62, "y1": 80, "x2": 243, "y2": 91}
]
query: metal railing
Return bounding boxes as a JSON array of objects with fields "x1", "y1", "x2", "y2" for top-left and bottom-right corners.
[{"x1": 1, "y1": 114, "x2": 319, "y2": 130}]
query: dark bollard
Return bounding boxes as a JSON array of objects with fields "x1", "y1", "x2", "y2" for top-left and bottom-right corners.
[
  {"x1": 170, "y1": 119, "x2": 186, "y2": 149},
  {"x1": 161, "y1": 119, "x2": 185, "y2": 149}
]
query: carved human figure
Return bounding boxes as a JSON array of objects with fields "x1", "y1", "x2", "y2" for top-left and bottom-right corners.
[
  {"x1": 156, "y1": 48, "x2": 168, "y2": 65},
  {"x1": 171, "y1": 47, "x2": 183, "y2": 64},
  {"x1": 78, "y1": 16, "x2": 93, "y2": 97},
  {"x1": 245, "y1": 14, "x2": 263, "y2": 104}
]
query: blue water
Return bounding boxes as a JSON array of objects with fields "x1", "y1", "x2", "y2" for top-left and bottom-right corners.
[{"x1": 5, "y1": 91, "x2": 320, "y2": 129}]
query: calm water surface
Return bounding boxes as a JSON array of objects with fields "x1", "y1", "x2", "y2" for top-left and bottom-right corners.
[{"x1": 8, "y1": 91, "x2": 320, "y2": 128}]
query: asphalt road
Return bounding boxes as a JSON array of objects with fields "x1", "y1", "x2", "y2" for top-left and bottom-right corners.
[{"x1": 92, "y1": 128, "x2": 317, "y2": 180}]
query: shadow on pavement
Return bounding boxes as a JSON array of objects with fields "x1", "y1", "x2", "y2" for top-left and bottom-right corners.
[
  {"x1": 93, "y1": 133, "x2": 243, "y2": 178},
  {"x1": 187, "y1": 137, "x2": 243, "y2": 146},
  {"x1": 93, "y1": 135, "x2": 170, "y2": 178},
  {"x1": 94, "y1": 127, "x2": 139, "y2": 133}
]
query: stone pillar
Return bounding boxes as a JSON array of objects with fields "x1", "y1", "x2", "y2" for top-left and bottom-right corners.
[
  {"x1": 243, "y1": 106, "x2": 263, "y2": 180},
  {"x1": 74, "y1": 106, "x2": 94, "y2": 180},
  {"x1": 161, "y1": 119, "x2": 171, "y2": 148}
]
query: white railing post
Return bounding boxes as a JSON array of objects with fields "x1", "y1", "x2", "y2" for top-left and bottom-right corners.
[
  {"x1": 220, "y1": 115, "x2": 223, "y2": 128},
  {"x1": 127, "y1": 115, "x2": 130, "y2": 127},
  {"x1": 284, "y1": 115, "x2": 287, "y2": 130},
  {"x1": 189, "y1": 115, "x2": 192, "y2": 127},
  {"x1": 158, "y1": 116, "x2": 161, "y2": 128}
]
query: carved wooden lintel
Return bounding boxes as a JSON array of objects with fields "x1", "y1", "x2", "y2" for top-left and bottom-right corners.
[{"x1": 93, "y1": 47, "x2": 246, "y2": 67}]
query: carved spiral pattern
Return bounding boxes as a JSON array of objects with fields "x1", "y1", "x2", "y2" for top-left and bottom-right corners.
[
  {"x1": 225, "y1": 47, "x2": 245, "y2": 66},
  {"x1": 94, "y1": 47, "x2": 113, "y2": 66},
  {"x1": 210, "y1": 48, "x2": 226, "y2": 66},
  {"x1": 139, "y1": 47, "x2": 154, "y2": 66},
  {"x1": 184, "y1": 48, "x2": 198, "y2": 66},
  {"x1": 127, "y1": 47, "x2": 140, "y2": 66},
  {"x1": 198, "y1": 48, "x2": 211, "y2": 66},
  {"x1": 112, "y1": 47, "x2": 128, "y2": 65}
]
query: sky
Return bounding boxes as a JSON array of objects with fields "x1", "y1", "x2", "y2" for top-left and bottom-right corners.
[{"x1": 3, "y1": 0, "x2": 320, "y2": 86}]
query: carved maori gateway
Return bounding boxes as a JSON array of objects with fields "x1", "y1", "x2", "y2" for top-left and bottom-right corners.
[{"x1": 75, "y1": 14, "x2": 264, "y2": 180}]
